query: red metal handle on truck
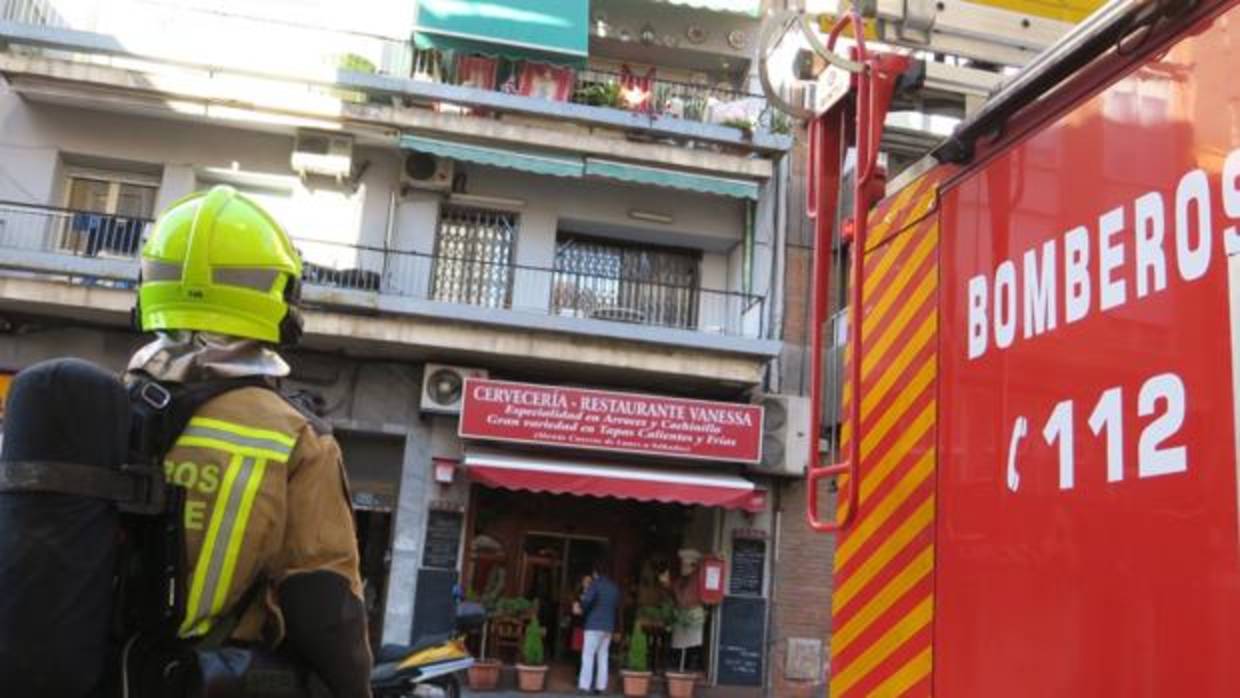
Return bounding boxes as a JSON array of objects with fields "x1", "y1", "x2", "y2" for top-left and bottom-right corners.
[
  {"x1": 804, "y1": 9, "x2": 867, "y2": 534},
  {"x1": 805, "y1": 10, "x2": 908, "y2": 534}
]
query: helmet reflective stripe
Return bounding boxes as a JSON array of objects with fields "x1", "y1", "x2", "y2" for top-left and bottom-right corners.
[
  {"x1": 141, "y1": 259, "x2": 183, "y2": 282},
  {"x1": 176, "y1": 417, "x2": 295, "y2": 638},
  {"x1": 212, "y1": 268, "x2": 282, "y2": 293}
]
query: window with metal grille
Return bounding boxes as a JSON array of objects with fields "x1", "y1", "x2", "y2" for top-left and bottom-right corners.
[
  {"x1": 552, "y1": 234, "x2": 700, "y2": 329},
  {"x1": 431, "y1": 206, "x2": 517, "y2": 309}
]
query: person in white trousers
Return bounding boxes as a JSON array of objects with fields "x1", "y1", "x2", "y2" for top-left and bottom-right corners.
[
  {"x1": 577, "y1": 556, "x2": 619, "y2": 694},
  {"x1": 579, "y1": 628, "x2": 612, "y2": 694}
]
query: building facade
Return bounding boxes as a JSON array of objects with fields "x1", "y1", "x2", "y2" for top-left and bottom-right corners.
[{"x1": 0, "y1": 0, "x2": 831, "y2": 694}]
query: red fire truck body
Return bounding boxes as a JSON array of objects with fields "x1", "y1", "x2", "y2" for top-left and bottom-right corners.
[{"x1": 808, "y1": 2, "x2": 1240, "y2": 695}]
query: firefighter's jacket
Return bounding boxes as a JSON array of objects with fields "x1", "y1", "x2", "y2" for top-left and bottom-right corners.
[{"x1": 162, "y1": 385, "x2": 363, "y2": 643}]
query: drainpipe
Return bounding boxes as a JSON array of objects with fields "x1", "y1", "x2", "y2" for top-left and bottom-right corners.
[
  {"x1": 383, "y1": 186, "x2": 397, "y2": 286},
  {"x1": 764, "y1": 486, "x2": 783, "y2": 697},
  {"x1": 769, "y1": 155, "x2": 789, "y2": 351},
  {"x1": 743, "y1": 199, "x2": 754, "y2": 296}
]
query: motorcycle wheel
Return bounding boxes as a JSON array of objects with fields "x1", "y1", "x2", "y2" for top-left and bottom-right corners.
[{"x1": 432, "y1": 675, "x2": 461, "y2": 698}]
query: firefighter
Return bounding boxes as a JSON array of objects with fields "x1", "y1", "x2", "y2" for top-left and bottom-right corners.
[{"x1": 130, "y1": 185, "x2": 371, "y2": 697}]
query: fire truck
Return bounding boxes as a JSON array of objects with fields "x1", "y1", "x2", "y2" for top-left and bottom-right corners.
[{"x1": 765, "y1": 1, "x2": 1240, "y2": 695}]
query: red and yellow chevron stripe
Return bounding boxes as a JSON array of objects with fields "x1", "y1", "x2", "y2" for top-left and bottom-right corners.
[{"x1": 829, "y1": 167, "x2": 950, "y2": 698}]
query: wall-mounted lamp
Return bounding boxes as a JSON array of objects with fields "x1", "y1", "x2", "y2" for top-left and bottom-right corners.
[{"x1": 628, "y1": 209, "x2": 674, "y2": 224}]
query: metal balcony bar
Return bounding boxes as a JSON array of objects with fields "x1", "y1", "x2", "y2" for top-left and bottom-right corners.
[{"x1": 0, "y1": 201, "x2": 765, "y2": 338}]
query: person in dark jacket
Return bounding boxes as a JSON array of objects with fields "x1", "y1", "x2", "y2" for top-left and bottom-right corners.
[{"x1": 577, "y1": 556, "x2": 620, "y2": 694}]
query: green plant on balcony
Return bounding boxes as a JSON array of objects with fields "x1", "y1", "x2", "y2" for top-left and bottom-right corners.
[
  {"x1": 769, "y1": 110, "x2": 793, "y2": 135},
  {"x1": 338, "y1": 53, "x2": 377, "y2": 74},
  {"x1": 682, "y1": 95, "x2": 708, "y2": 122},
  {"x1": 721, "y1": 116, "x2": 755, "y2": 131},
  {"x1": 576, "y1": 81, "x2": 623, "y2": 108}
]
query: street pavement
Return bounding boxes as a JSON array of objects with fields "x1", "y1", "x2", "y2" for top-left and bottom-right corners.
[{"x1": 463, "y1": 692, "x2": 619, "y2": 697}]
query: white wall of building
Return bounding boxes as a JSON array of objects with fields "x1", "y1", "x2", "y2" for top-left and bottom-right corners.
[{"x1": 12, "y1": 0, "x2": 416, "y2": 78}]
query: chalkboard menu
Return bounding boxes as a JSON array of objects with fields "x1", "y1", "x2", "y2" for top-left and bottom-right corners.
[
  {"x1": 411, "y1": 568, "x2": 458, "y2": 644},
  {"x1": 729, "y1": 537, "x2": 766, "y2": 596},
  {"x1": 717, "y1": 595, "x2": 766, "y2": 686},
  {"x1": 422, "y1": 510, "x2": 463, "y2": 569}
]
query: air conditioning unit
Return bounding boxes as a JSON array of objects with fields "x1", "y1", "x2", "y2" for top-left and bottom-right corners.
[
  {"x1": 402, "y1": 151, "x2": 454, "y2": 192},
  {"x1": 748, "y1": 393, "x2": 812, "y2": 477},
  {"x1": 421, "y1": 363, "x2": 488, "y2": 415},
  {"x1": 291, "y1": 130, "x2": 354, "y2": 180}
]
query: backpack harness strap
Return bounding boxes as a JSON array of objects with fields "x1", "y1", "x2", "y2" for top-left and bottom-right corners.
[
  {"x1": 0, "y1": 374, "x2": 277, "y2": 515},
  {"x1": 0, "y1": 460, "x2": 165, "y2": 513}
]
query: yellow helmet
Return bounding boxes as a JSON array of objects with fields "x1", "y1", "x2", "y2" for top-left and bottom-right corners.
[{"x1": 136, "y1": 185, "x2": 303, "y2": 344}]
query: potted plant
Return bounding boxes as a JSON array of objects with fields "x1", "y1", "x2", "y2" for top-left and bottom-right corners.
[
  {"x1": 468, "y1": 655, "x2": 502, "y2": 691},
  {"x1": 467, "y1": 590, "x2": 503, "y2": 691},
  {"x1": 468, "y1": 623, "x2": 502, "y2": 691},
  {"x1": 621, "y1": 622, "x2": 652, "y2": 697},
  {"x1": 664, "y1": 608, "x2": 703, "y2": 698},
  {"x1": 515, "y1": 616, "x2": 548, "y2": 692},
  {"x1": 665, "y1": 669, "x2": 698, "y2": 698}
]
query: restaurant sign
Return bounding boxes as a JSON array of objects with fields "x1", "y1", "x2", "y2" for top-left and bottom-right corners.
[{"x1": 459, "y1": 378, "x2": 763, "y2": 464}]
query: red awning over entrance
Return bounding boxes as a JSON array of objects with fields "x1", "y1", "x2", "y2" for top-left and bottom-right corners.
[{"x1": 463, "y1": 450, "x2": 766, "y2": 512}]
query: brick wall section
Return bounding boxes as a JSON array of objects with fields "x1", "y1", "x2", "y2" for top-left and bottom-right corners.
[
  {"x1": 772, "y1": 92, "x2": 836, "y2": 697},
  {"x1": 771, "y1": 478, "x2": 835, "y2": 696}
]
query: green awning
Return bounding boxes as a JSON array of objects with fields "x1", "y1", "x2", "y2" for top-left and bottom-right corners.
[
  {"x1": 585, "y1": 159, "x2": 760, "y2": 200},
  {"x1": 653, "y1": 0, "x2": 762, "y2": 17},
  {"x1": 414, "y1": 0, "x2": 589, "y2": 65},
  {"x1": 401, "y1": 135, "x2": 585, "y2": 178}
]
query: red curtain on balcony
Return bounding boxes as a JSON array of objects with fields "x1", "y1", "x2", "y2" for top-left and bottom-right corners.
[
  {"x1": 619, "y1": 65, "x2": 656, "y2": 113},
  {"x1": 517, "y1": 61, "x2": 576, "y2": 102},
  {"x1": 455, "y1": 55, "x2": 499, "y2": 90}
]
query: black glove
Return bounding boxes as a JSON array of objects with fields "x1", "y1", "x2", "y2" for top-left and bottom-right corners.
[{"x1": 278, "y1": 572, "x2": 372, "y2": 698}]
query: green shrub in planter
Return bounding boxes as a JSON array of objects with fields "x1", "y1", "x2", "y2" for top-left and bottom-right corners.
[
  {"x1": 522, "y1": 617, "x2": 545, "y2": 666},
  {"x1": 627, "y1": 623, "x2": 649, "y2": 672}
]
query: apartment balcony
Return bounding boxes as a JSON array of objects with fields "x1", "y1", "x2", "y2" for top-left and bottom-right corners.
[
  {"x1": 0, "y1": 0, "x2": 789, "y2": 178},
  {"x1": 0, "y1": 201, "x2": 777, "y2": 383}
]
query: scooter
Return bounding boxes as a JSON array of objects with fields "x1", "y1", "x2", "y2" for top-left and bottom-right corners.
[{"x1": 370, "y1": 602, "x2": 485, "y2": 698}]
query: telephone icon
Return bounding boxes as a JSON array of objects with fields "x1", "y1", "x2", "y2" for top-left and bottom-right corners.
[{"x1": 1006, "y1": 416, "x2": 1028, "y2": 492}]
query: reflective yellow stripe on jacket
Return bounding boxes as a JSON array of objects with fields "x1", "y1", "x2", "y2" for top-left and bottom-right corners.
[{"x1": 176, "y1": 417, "x2": 295, "y2": 638}]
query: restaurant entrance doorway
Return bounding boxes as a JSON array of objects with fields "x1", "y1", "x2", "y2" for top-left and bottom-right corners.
[{"x1": 520, "y1": 533, "x2": 608, "y2": 664}]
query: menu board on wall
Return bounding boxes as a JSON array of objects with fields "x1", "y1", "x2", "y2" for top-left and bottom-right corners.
[
  {"x1": 729, "y1": 537, "x2": 766, "y2": 596},
  {"x1": 422, "y1": 509, "x2": 463, "y2": 570},
  {"x1": 411, "y1": 568, "x2": 458, "y2": 644},
  {"x1": 459, "y1": 377, "x2": 764, "y2": 464},
  {"x1": 718, "y1": 595, "x2": 767, "y2": 686}
]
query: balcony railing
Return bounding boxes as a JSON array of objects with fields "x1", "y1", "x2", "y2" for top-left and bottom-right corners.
[
  {"x1": 421, "y1": 50, "x2": 784, "y2": 132},
  {"x1": 0, "y1": 0, "x2": 787, "y2": 138},
  {"x1": 0, "y1": 201, "x2": 766, "y2": 339}
]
